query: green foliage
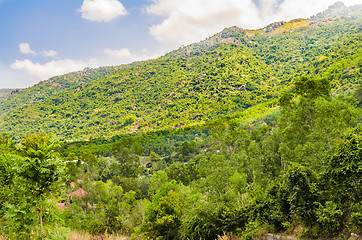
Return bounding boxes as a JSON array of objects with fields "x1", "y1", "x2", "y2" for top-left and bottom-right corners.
[
  {"x1": 0, "y1": 153, "x2": 16, "y2": 217},
  {"x1": 323, "y1": 128, "x2": 362, "y2": 209},
  {"x1": 350, "y1": 202, "x2": 362, "y2": 227},
  {"x1": 63, "y1": 209, "x2": 107, "y2": 234},
  {"x1": 0, "y1": 66, "x2": 119, "y2": 119},
  {"x1": 4, "y1": 197, "x2": 70, "y2": 240},
  {"x1": 354, "y1": 84, "x2": 362, "y2": 107},
  {"x1": 0, "y1": 133, "x2": 15, "y2": 153},
  {"x1": 284, "y1": 165, "x2": 319, "y2": 225},
  {"x1": 112, "y1": 137, "x2": 143, "y2": 178},
  {"x1": 278, "y1": 77, "x2": 358, "y2": 170},
  {"x1": 2, "y1": 197, "x2": 39, "y2": 240},
  {"x1": 294, "y1": 76, "x2": 330, "y2": 99},
  {"x1": 63, "y1": 180, "x2": 141, "y2": 235},
  {"x1": 16, "y1": 134, "x2": 66, "y2": 196},
  {"x1": 315, "y1": 201, "x2": 343, "y2": 234},
  {"x1": 180, "y1": 203, "x2": 248, "y2": 240},
  {"x1": 123, "y1": 115, "x2": 136, "y2": 126},
  {"x1": 0, "y1": 134, "x2": 68, "y2": 240},
  {"x1": 143, "y1": 171, "x2": 184, "y2": 239},
  {"x1": 149, "y1": 150, "x2": 161, "y2": 162}
]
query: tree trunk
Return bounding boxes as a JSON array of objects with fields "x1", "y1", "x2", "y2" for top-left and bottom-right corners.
[{"x1": 40, "y1": 203, "x2": 43, "y2": 232}]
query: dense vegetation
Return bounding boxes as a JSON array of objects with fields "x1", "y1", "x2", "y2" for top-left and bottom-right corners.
[
  {"x1": 0, "y1": 76, "x2": 360, "y2": 239},
  {"x1": 0, "y1": 2, "x2": 361, "y2": 240},
  {"x1": 0, "y1": 66, "x2": 122, "y2": 119},
  {"x1": 0, "y1": 3, "x2": 361, "y2": 141}
]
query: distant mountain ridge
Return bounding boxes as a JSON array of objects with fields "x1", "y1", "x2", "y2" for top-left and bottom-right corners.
[{"x1": 0, "y1": 2, "x2": 361, "y2": 141}]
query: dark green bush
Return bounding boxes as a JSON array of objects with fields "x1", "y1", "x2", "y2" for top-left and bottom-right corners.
[
  {"x1": 180, "y1": 203, "x2": 247, "y2": 240},
  {"x1": 315, "y1": 201, "x2": 343, "y2": 235},
  {"x1": 351, "y1": 202, "x2": 362, "y2": 227}
]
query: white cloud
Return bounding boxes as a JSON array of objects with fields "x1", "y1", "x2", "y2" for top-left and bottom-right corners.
[
  {"x1": 10, "y1": 45, "x2": 162, "y2": 85},
  {"x1": 19, "y1": 42, "x2": 58, "y2": 58},
  {"x1": 0, "y1": 63, "x2": 40, "y2": 89},
  {"x1": 102, "y1": 47, "x2": 165, "y2": 66},
  {"x1": 79, "y1": 0, "x2": 127, "y2": 22},
  {"x1": 19, "y1": 42, "x2": 36, "y2": 55},
  {"x1": 146, "y1": 0, "x2": 361, "y2": 45},
  {"x1": 40, "y1": 49, "x2": 58, "y2": 57},
  {"x1": 104, "y1": 48, "x2": 132, "y2": 60},
  {"x1": 11, "y1": 58, "x2": 97, "y2": 80}
]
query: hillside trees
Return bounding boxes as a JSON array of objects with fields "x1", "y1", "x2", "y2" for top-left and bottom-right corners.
[
  {"x1": 278, "y1": 77, "x2": 358, "y2": 170},
  {"x1": 1, "y1": 7, "x2": 361, "y2": 141},
  {"x1": 112, "y1": 137, "x2": 143, "y2": 178},
  {"x1": 62, "y1": 180, "x2": 143, "y2": 235},
  {"x1": 0, "y1": 75, "x2": 357, "y2": 239},
  {"x1": 321, "y1": 128, "x2": 362, "y2": 229}
]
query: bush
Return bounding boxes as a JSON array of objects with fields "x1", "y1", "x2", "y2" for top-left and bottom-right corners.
[
  {"x1": 315, "y1": 201, "x2": 343, "y2": 235},
  {"x1": 180, "y1": 203, "x2": 247, "y2": 240},
  {"x1": 283, "y1": 165, "x2": 319, "y2": 226},
  {"x1": 351, "y1": 202, "x2": 362, "y2": 228}
]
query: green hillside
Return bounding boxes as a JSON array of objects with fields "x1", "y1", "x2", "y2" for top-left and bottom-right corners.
[
  {"x1": 0, "y1": 66, "x2": 123, "y2": 119},
  {"x1": 0, "y1": 3, "x2": 361, "y2": 141}
]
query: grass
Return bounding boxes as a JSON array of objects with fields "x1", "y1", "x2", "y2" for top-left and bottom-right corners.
[
  {"x1": 245, "y1": 18, "x2": 310, "y2": 36},
  {"x1": 68, "y1": 230, "x2": 130, "y2": 240},
  {"x1": 217, "y1": 233, "x2": 240, "y2": 240},
  {"x1": 0, "y1": 230, "x2": 130, "y2": 240}
]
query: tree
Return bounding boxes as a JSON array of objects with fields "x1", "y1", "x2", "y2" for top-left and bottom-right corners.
[
  {"x1": 324, "y1": 128, "x2": 362, "y2": 207},
  {"x1": 112, "y1": 137, "x2": 143, "y2": 178},
  {"x1": 0, "y1": 152, "x2": 17, "y2": 217},
  {"x1": 294, "y1": 76, "x2": 330, "y2": 99},
  {"x1": 14, "y1": 134, "x2": 66, "y2": 234},
  {"x1": 0, "y1": 133, "x2": 15, "y2": 153},
  {"x1": 278, "y1": 77, "x2": 358, "y2": 170},
  {"x1": 353, "y1": 84, "x2": 362, "y2": 107},
  {"x1": 143, "y1": 171, "x2": 184, "y2": 239}
]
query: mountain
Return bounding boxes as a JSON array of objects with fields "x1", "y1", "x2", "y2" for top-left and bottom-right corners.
[
  {"x1": 0, "y1": 2, "x2": 361, "y2": 141},
  {"x1": 0, "y1": 66, "x2": 123, "y2": 119}
]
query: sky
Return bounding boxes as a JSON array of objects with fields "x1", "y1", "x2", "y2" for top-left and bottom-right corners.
[{"x1": 0, "y1": 0, "x2": 361, "y2": 89}]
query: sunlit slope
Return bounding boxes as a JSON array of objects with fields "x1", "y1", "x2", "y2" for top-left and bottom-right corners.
[
  {"x1": 0, "y1": 3, "x2": 361, "y2": 140},
  {"x1": 0, "y1": 66, "x2": 124, "y2": 118}
]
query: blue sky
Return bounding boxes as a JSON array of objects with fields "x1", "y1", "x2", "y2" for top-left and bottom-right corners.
[{"x1": 0, "y1": 0, "x2": 360, "y2": 89}]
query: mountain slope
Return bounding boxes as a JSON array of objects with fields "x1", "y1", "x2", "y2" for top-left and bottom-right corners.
[
  {"x1": 0, "y1": 66, "x2": 125, "y2": 119},
  {"x1": 0, "y1": 3, "x2": 361, "y2": 141}
]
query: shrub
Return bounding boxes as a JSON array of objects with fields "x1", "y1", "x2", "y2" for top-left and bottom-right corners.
[
  {"x1": 351, "y1": 202, "x2": 362, "y2": 228},
  {"x1": 315, "y1": 201, "x2": 343, "y2": 235}
]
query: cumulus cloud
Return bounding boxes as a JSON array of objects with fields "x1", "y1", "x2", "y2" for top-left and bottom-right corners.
[
  {"x1": 104, "y1": 48, "x2": 132, "y2": 60},
  {"x1": 11, "y1": 45, "x2": 161, "y2": 83},
  {"x1": 11, "y1": 58, "x2": 97, "y2": 80},
  {"x1": 79, "y1": 0, "x2": 127, "y2": 22},
  {"x1": 102, "y1": 47, "x2": 165, "y2": 66},
  {"x1": 0, "y1": 63, "x2": 40, "y2": 89},
  {"x1": 146, "y1": 0, "x2": 361, "y2": 45},
  {"x1": 40, "y1": 49, "x2": 58, "y2": 57},
  {"x1": 19, "y1": 42, "x2": 58, "y2": 58},
  {"x1": 19, "y1": 42, "x2": 36, "y2": 55}
]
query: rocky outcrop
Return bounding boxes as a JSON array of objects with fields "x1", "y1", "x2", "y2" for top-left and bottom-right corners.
[{"x1": 258, "y1": 234, "x2": 297, "y2": 240}]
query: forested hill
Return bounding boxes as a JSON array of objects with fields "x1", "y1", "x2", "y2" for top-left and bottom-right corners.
[
  {"x1": 0, "y1": 2, "x2": 361, "y2": 141},
  {"x1": 0, "y1": 66, "x2": 123, "y2": 119}
]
